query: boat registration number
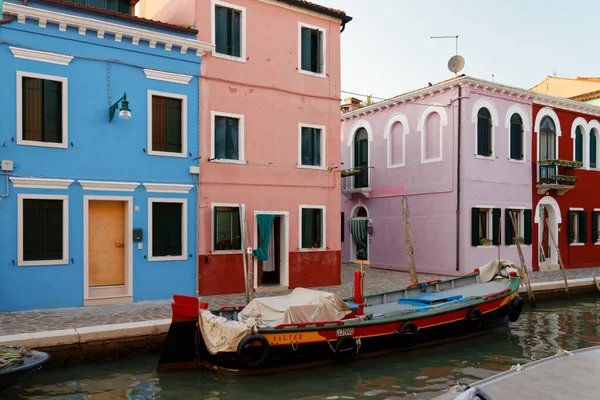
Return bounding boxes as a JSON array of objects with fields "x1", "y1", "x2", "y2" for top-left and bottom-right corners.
[{"x1": 336, "y1": 328, "x2": 354, "y2": 337}]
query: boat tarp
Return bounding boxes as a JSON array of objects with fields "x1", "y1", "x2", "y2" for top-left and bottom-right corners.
[
  {"x1": 237, "y1": 288, "x2": 353, "y2": 328},
  {"x1": 478, "y1": 259, "x2": 520, "y2": 283},
  {"x1": 198, "y1": 310, "x2": 259, "y2": 355}
]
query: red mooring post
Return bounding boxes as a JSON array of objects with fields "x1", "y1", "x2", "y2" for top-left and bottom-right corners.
[{"x1": 353, "y1": 259, "x2": 367, "y2": 315}]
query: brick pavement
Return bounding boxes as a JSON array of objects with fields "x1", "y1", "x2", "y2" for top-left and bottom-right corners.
[{"x1": 0, "y1": 263, "x2": 598, "y2": 337}]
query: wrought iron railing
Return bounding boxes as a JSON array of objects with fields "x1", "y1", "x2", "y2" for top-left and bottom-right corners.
[
  {"x1": 341, "y1": 166, "x2": 369, "y2": 190},
  {"x1": 537, "y1": 159, "x2": 581, "y2": 185}
]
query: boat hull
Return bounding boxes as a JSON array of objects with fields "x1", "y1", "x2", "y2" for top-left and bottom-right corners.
[{"x1": 0, "y1": 350, "x2": 50, "y2": 391}]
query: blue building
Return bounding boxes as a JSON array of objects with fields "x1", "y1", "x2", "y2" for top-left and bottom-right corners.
[{"x1": 0, "y1": 0, "x2": 212, "y2": 311}]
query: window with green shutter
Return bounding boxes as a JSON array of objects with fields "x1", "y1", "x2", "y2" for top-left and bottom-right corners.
[
  {"x1": 214, "y1": 206, "x2": 241, "y2": 250},
  {"x1": 152, "y1": 202, "x2": 183, "y2": 257},
  {"x1": 301, "y1": 127, "x2": 322, "y2": 166},
  {"x1": 568, "y1": 210, "x2": 586, "y2": 244},
  {"x1": 215, "y1": 5, "x2": 241, "y2": 58},
  {"x1": 575, "y1": 126, "x2": 584, "y2": 164},
  {"x1": 151, "y1": 95, "x2": 183, "y2": 154},
  {"x1": 590, "y1": 130, "x2": 597, "y2": 169},
  {"x1": 471, "y1": 207, "x2": 499, "y2": 245},
  {"x1": 22, "y1": 77, "x2": 63, "y2": 144},
  {"x1": 23, "y1": 199, "x2": 64, "y2": 261},
  {"x1": 509, "y1": 113, "x2": 523, "y2": 160},
  {"x1": 477, "y1": 108, "x2": 492, "y2": 156},
  {"x1": 300, "y1": 26, "x2": 323, "y2": 74},
  {"x1": 214, "y1": 116, "x2": 239, "y2": 160},
  {"x1": 301, "y1": 208, "x2": 323, "y2": 249},
  {"x1": 70, "y1": 0, "x2": 131, "y2": 14},
  {"x1": 592, "y1": 211, "x2": 600, "y2": 243}
]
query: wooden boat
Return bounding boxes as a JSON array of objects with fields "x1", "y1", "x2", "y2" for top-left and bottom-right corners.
[
  {"x1": 432, "y1": 345, "x2": 600, "y2": 399},
  {"x1": 157, "y1": 261, "x2": 524, "y2": 375},
  {"x1": 0, "y1": 345, "x2": 50, "y2": 391}
]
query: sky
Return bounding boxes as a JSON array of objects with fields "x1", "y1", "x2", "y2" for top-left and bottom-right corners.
[{"x1": 315, "y1": 0, "x2": 598, "y2": 102}]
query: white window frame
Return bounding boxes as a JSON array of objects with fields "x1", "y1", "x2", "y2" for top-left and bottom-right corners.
[
  {"x1": 298, "y1": 21, "x2": 327, "y2": 78},
  {"x1": 475, "y1": 206, "x2": 494, "y2": 248},
  {"x1": 569, "y1": 207, "x2": 585, "y2": 246},
  {"x1": 471, "y1": 98, "x2": 499, "y2": 160},
  {"x1": 211, "y1": 0, "x2": 247, "y2": 63},
  {"x1": 211, "y1": 203, "x2": 245, "y2": 254},
  {"x1": 505, "y1": 104, "x2": 530, "y2": 163},
  {"x1": 16, "y1": 71, "x2": 69, "y2": 149},
  {"x1": 507, "y1": 207, "x2": 525, "y2": 245},
  {"x1": 210, "y1": 111, "x2": 245, "y2": 164},
  {"x1": 571, "y1": 119, "x2": 587, "y2": 168},
  {"x1": 417, "y1": 104, "x2": 448, "y2": 164},
  {"x1": 588, "y1": 125, "x2": 600, "y2": 171},
  {"x1": 147, "y1": 90, "x2": 188, "y2": 158},
  {"x1": 384, "y1": 113, "x2": 409, "y2": 168},
  {"x1": 148, "y1": 197, "x2": 188, "y2": 262},
  {"x1": 298, "y1": 204, "x2": 326, "y2": 251},
  {"x1": 298, "y1": 123, "x2": 326, "y2": 169},
  {"x1": 18, "y1": 194, "x2": 69, "y2": 266},
  {"x1": 595, "y1": 208, "x2": 600, "y2": 244},
  {"x1": 534, "y1": 108, "x2": 562, "y2": 182}
]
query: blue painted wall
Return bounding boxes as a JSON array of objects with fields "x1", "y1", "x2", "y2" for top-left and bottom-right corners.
[{"x1": 0, "y1": 1, "x2": 201, "y2": 311}]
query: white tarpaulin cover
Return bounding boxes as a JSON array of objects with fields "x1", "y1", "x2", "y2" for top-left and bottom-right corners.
[
  {"x1": 478, "y1": 259, "x2": 520, "y2": 283},
  {"x1": 237, "y1": 288, "x2": 353, "y2": 328},
  {"x1": 198, "y1": 310, "x2": 257, "y2": 355}
]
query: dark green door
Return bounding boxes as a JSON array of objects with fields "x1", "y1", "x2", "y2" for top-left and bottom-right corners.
[{"x1": 354, "y1": 128, "x2": 369, "y2": 188}]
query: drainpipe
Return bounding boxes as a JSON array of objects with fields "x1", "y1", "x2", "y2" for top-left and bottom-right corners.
[
  {"x1": 195, "y1": 76, "x2": 201, "y2": 298},
  {"x1": 455, "y1": 85, "x2": 462, "y2": 271}
]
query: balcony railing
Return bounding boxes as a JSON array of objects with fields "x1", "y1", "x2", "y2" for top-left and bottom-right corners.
[
  {"x1": 536, "y1": 159, "x2": 581, "y2": 195},
  {"x1": 341, "y1": 166, "x2": 371, "y2": 197}
]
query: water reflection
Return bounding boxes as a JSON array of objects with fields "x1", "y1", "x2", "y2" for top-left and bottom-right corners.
[{"x1": 4, "y1": 296, "x2": 600, "y2": 400}]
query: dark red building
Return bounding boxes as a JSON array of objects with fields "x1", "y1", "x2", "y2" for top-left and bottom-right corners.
[{"x1": 531, "y1": 104, "x2": 600, "y2": 271}]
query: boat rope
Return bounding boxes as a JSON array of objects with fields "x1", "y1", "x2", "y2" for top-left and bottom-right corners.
[
  {"x1": 355, "y1": 337, "x2": 362, "y2": 354},
  {"x1": 291, "y1": 341, "x2": 299, "y2": 351},
  {"x1": 325, "y1": 339, "x2": 336, "y2": 354},
  {"x1": 509, "y1": 364, "x2": 524, "y2": 371},
  {"x1": 556, "y1": 348, "x2": 573, "y2": 356},
  {"x1": 448, "y1": 382, "x2": 468, "y2": 393}
]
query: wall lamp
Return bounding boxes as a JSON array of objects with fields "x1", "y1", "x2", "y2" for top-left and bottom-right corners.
[{"x1": 109, "y1": 92, "x2": 132, "y2": 122}]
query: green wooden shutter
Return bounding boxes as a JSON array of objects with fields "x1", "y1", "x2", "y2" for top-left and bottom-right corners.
[
  {"x1": 301, "y1": 27, "x2": 311, "y2": 71},
  {"x1": 225, "y1": 117, "x2": 239, "y2": 160},
  {"x1": 214, "y1": 117, "x2": 226, "y2": 158},
  {"x1": 23, "y1": 199, "x2": 62, "y2": 261},
  {"x1": 301, "y1": 127, "x2": 311, "y2": 165},
  {"x1": 313, "y1": 128, "x2": 321, "y2": 165},
  {"x1": 152, "y1": 203, "x2": 167, "y2": 257},
  {"x1": 592, "y1": 211, "x2": 599, "y2": 243},
  {"x1": 166, "y1": 203, "x2": 183, "y2": 256},
  {"x1": 230, "y1": 9, "x2": 241, "y2": 57},
  {"x1": 575, "y1": 129, "x2": 583, "y2": 163},
  {"x1": 165, "y1": 98, "x2": 182, "y2": 153},
  {"x1": 215, "y1": 6, "x2": 228, "y2": 55},
  {"x1": 477, "y1": 117, "x2": 486, "y2": 156},
  {"x1": 43, "y1": 200, "x2": 63, "y2": 260},
  {"x1": 590, "y1": 133, "x2": 597, "y2": 169},
  {"x1": 43, "y1": 80, "x2": 62, "y2": 143},
  {"x1": 505, "y1": 209, "x2": 513, "y2": 245},
  {"x1": 23, "y1": 77, "x2": 43, "y2": 142},
  {"x1": 152, "y1": 96, "x2": 167, "y2": 152},
  {"x1": 312, "y1": 30, "x2": 322, "y2": 73},
  {"x1": 492, "y1": 208, "x2": 501, "y2": 246},
  {"x1": 579, "y1": 211, "x2": 587, "y2": 244},
  {"x1": 524, "y1": 209, "x2": 533, "y2": 245},
  {"x1": 301, "y1": 208, "x2": 315, "y2": 248},
  {"x1": 568, "y1": 210, "x2": 575, "y2": 243},
  {"x1": 471, "y1": 208, "x2": 480, "y2": 246}
]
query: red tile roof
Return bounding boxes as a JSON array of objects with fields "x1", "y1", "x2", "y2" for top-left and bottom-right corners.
[
  {"x1": 278, "y1": 0, "x2": 352, "y2": 23},
  {"x1": 42, "y1": 0, "x2": 198, "y2": 34}
]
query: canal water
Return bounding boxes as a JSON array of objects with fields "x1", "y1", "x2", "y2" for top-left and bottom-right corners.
[{"x1": 5, "y1": 295, "x2": 600, "y2": 400}]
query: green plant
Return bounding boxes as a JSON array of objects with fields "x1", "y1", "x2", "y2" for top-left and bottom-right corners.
[
  {"x1": 341, "y1": 169, "x2": 360, "y2": 177},
  {"x1": 512, "y1": 237, "x2": 524, "y2": 244},
  {"x1": 479, "y1": 237, "x2": 492, "y2": 245}
]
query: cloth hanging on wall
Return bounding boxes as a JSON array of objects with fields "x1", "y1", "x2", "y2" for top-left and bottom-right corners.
[
  {"x1": 252, "y1": 214, "x2": 275, "y2": 261},
  {"x1": 349, "y1": 217, "x2": 368, "y2": 260}
]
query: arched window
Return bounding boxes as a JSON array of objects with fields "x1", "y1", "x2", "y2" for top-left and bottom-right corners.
[
  {"x1": 477, "y1": 108, "x2": 492, "y2": 156},
  {"x1": 591, "y1": 129, "x2": 598, "y2": 169},
  {"x1": 539, "y1": 116, "x2": 556, "y2": 161},
  {"x1": 509, "y1": 113, "x2": 524, "y2": 160},
  {"x1": 575, "y1": 126, "x2": 584, "y2": 163},
  {"x1": 354, "y1": 128, "x2": 369, "y2": 188}
]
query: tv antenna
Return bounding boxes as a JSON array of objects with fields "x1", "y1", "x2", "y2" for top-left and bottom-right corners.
[{"x1": 431, "y1": 34, "x2": 464, "y2": 75}]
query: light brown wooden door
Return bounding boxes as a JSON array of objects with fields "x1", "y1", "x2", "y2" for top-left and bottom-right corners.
[{"x1": 89, "y1": 200, "x2": 125, "y2": 287}]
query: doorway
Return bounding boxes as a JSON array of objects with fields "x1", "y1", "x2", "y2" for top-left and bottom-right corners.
[
  {"x1": 254, "y1": 212, "x2": 289, "y2": 289},
  {"x1": 537, "y1": 199, "x2": 560, "y2": 270},
  {"x1": 349, "y1": 204, "x2": 369, "y2": 261}
]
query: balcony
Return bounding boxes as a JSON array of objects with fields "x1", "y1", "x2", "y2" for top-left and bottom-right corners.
[
  {"x1": 536, "y1": 159, "x2": 581, "y2": 196},
  {"x1": 341, "y1": 166, "x2": 371, "y2": 198}
]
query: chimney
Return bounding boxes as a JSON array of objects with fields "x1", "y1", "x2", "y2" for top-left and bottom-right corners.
[{"x1": 340, "y1": 97, "x2": 362, "y2": 113}]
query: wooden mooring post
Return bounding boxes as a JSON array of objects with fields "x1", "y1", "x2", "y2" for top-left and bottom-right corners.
[
  {"x1": 401, "y1": 196, "x2": 418, "y2": 286},
  {"x1": 543, "y1": 206, "x2": 569, "y2": 299},
  {"x1": 244, "y1": 220, "x2": 255, "y2": 303},
  {"x1": 509, "y1": 211, "x2": 536, "y2": 307}
]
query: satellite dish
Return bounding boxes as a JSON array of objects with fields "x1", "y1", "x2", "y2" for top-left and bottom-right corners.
[{"x1": 448, "y1": 54, "x2": 465, "y2": 74}]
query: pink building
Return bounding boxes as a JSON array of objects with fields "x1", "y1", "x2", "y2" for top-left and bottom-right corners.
[
  {"x1": 341, "y1": 76, "x2": 534, "y2": 276},
  {"x1": 138, "y1": 0, "x2": 352, "y2": 294}
]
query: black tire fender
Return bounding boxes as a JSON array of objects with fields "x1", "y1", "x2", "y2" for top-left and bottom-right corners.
[
  {"x1": 399, "y1": 321, "x2": 418, "y2": 347},
  {"x1": 465, "y1": 307, "x2": 483, "y2": 331},
  {"x1": 236, "y1": 333, "x2": 270, "y2": 368},
  {"x1": 335, "y1": 335, "x2": 357, "y2": 361},
  {"x1": 507, "y1": 295, "x2": 524, "y2": 322}
]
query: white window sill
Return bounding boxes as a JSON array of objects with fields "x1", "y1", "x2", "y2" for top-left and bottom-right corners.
[
  {"x1": 507, "y1": 159, "x2": 527, "y2": 164},
  {"x1": 298, "y1": 69, "x2": 326, "y2": 79},
  {"x1": 476, "y1": 245, "x2": 497, "y2": 249},
  {"x1": 299, "y1": 248, "x2": 327, "y2": 252},
  {"x1": 19, "y1": 259, "x2": 69, "y2": 267},
  {"x1": 212, "y1": 51, "x2": 246, "y2": 63},
  {"x1": 508, "y1": 244, "x2": 529, "y2": 248},
  {"x1": 474, "y1": 155, "x2": 496, "y2": 161},
  {"x1": 595, "y1": 242, "x2": 600, "y2": 246},
  {"x1": 17, "y1": 140, "x2": 68, "y2": 149},
  {"x1": 148, "y1": 150, "x2": 187, "y2": 158},
  {"x1": 422, "y1": 157, "x2": 443, "y2": 164},
  {"x1": 212, "y1": 250, "x2": 243, "y2": 255},
  {"x1": 570, "y1": 242, "x2": 585, "y2": 246},
  {"x1": 297, "y1": 164, "x2": 327, "y2": 170},
  {"x1": 148, "y1": 255, "x2": 187, "y2": 262},
  {"x1": 209, "y1": 159, "x2": 246, "y2": 165}
]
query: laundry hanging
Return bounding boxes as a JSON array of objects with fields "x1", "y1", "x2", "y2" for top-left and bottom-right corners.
[
  {"x1": 252, "y1": 214, "x2": 276, "y2": 261},
  {"x1": 348, "y1": 217, "x2": 368, "y2": 260}
]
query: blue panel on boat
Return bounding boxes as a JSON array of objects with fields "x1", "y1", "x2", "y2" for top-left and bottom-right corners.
[
  {"x1": 345, "y1": 302, "x2": 359, "y2": 310},
  {"x1": 399, "y1": 293, "x2": 462, "y2": 305}
]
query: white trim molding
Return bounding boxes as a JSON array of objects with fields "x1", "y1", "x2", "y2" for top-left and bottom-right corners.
[
  {"x1": 147, "y1": 197, "x2": 188, "y2": 262},
  {"x1": 10, "y1": 177, "x2": 74, "y2": 189},
  {"x1": 383, "y1": 113, "x2": 409, "y2": 168},
  {"x1": 211, "y1": 0, "x2": 247, "y2": 63},
  {"x1": 346, "y1": 119, "x2": 373, "y2": 147},
  {"x1": 3, "y1": 2, "x2": 213, "y2": 56},
  {"x1": 147, "y1": 90, "x2": 188, "y2": 158},
  {"x1": 571, "y1": 120, "x2": 587, "y2": 167},
  {"x1": 297, "y1": 122, "x2": 327, "y2": 169},
  {"x1": 589, "y1": 120, "x2": 600, "y2": 170},
  {"x1": 298, "y1": 21, "x2": 327, "y2": 79},
  {"x1": 534, "y1": 107, "x2": 562, "y2": 137},
  {"x1": 210, "y1": 111, "x2": 245, "y2": 163},
  {"x1": 211, "y1": 203, "x2": 246, "y2": 254},
  {"x1": 143, "y1": 69, "x2": 193, "y2": 85},
  {"x1": 9, "y1": 47, "x2": 73, "y2": 66},
  {"x1": 79, "y1": 180, "x2": 140, "y2": 192},
  {"x1": 472, "y1": 97, "x2": 498, "y2": 160},
  {"x1": 18, "y1": 194, "x2": 69, "y2": 267},
  {"x1": 298, "y1": 204, "x2": 326, "y2": 251},
  {"x1": 143, "y1": 183, "x2": 194, "y2": 193},
  {"x1": 417, "y1": 103, "x2": 447, "y2": 164},
  {"x1": 16, "y1": 71, "x2": 69, "y2": 149}
]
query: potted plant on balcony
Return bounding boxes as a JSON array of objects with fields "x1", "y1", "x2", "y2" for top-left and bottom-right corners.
[
  {"x1": 512, "y1": 237, "x2": 524, "y2": 245},
  {"x1": 479, "y1": 237, "x2": 492, "y2": 246},
  {"x1": 217, "y1": 239, "x2": 233, "y2": 250}
]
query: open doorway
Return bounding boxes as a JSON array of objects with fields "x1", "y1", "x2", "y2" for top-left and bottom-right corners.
[
  {"x1": 349, "y1": 204, "x2": 369, "y2": 261},
  {"x1": 254, "y1": 212, "x2": 289, "y2": 289},
  {"x1": 258, "y1": 216, "x2": 282, "y2": 286},
  {"x1": 536, "y1": 198, "x2": 561, "y2": 270}
]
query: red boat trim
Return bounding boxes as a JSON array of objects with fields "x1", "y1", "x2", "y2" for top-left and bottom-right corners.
[
  {"x1": 274, "y1": 320, "x2": 345, "y2": 329},
  {"x1": 483, "y1": 289, "x2": 511, "y2": 301}
]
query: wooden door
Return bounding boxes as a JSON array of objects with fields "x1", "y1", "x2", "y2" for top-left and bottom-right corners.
[
  {"x1": 542, "y1": 210, "x2": 550, "y2": 261},
  {"x1": 89, "y1": 200, "x2": 125, "y2": 287}
]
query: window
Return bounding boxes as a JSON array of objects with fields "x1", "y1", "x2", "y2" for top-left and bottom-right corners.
[
  {"x1": 471, "y1": 207, "x2": 500, "y2": 246},
  {"x1": 17, "y1": 72, "x2": 68, "y2": 148},
  {"x1": 354, "y1": 128, "x2": 369, "y2": 188},
  {"x1": 214, "y1": 1, "x2": 243, "y2": 60},
  {"x1": 423, "y1": 111, "x2": 442, "y2": 162},
  {"x1": 300, "y1": 206, "x2": 325, "y2": 249},
  {"x1": 148, "y1": 91, "x2": 187, "y2": 157},
  {"x1": 569, "y1": 209, "x2": 586, "y2": 245},
  {"x1": 213, "y1": 206, "x2": 241, "y2": 251},
  {"x1": 299, "y1": 23, "x2": 326, "y2": 77},
  {"x1": 477, "y1": 108, "x2": 492, "y2": 157},
  {"x1": 149, "y1": 199, "x2": 187, "y2": 261},
  {"x1": 71, "y1": 0, "x2": 131, "y2": 13},
  {"x1": 539, "y1": 116, "x2": 557, "y2": 160},
  {"x1": 592, "y1": 210, "x2": 600, "y2": 243},
  {"x1": 509, "y1": 113, "x2": 524, "y2": 160},
  {"x1": 505, "y1": 208, "x2": 532, "y2": 245},
  {"x1": 299, "y1": 124, "x2": 325, "y2": 168},
  {"x1": 18, "y1": 195, "x2": 68, "y2": 266},
  {"x1": 211, "y1": 112, "x2": 244, "y2": 162},
  {"x1": 590, "y1": 129, "x2": 598, "y2": 169},
  {"x1": 574, "y1": 126, "x2": 584, "y2": 164}
]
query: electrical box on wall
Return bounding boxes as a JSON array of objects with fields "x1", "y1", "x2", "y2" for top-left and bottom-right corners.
[
  {"x1": 1, "y1": 160, "x2": 13, "y2": 172},
  {"x1": 133, "y1": 228, "x2": 143, "y2": 242}
]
